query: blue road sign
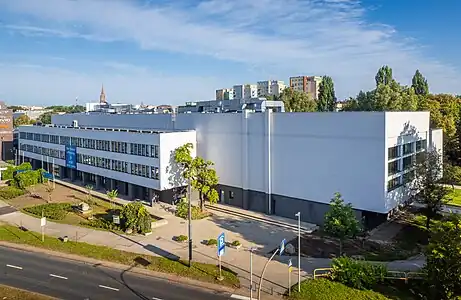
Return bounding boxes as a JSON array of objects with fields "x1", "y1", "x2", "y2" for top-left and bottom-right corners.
[
  {"x1": 280, "y1": 238, "x2": 286, "y2": 256},
  {"x1": 43, "y1": 172, "x2": 53, "y2": 179},
  {"x1": 217, "y1": 232, "x2": 225, "y2": 257}
]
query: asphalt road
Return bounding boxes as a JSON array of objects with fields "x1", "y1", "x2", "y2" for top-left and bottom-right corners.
[{"x1": 0, "y1": 246, "x2": 234, "y2": 300}]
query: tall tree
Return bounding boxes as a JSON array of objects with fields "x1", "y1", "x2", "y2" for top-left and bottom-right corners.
[
  {"x1": 410, "y1": 149, "x2": 451, "y2": 231},
  {"x1": 13, "y1": 115, "x2": 34, "y2": 127},
  {"x1": 323, "y1": 192, "x2": 361, "y2": 256},
  {"x1": 411, "y1": 69, "x2": 429, "y2": 96},
  {"x1": 375, "y1": 65, "x2": 393, "y2": 86},
  {"x1": 279, "y1": 88, "x2": 317, "y2": 112},
  {"x1": 374, "y1": 80, "x2": 402, "y2": 111},
  {"x1": 174, "y1": 143, "x2": 219, "y2": 211},
  {"x1": 425, "y1": 214, "x2": 461, "y2": 300},
  {"x1": 317, "y1": 76, "x2": 336, "y2": 112},
  {"x1": 400, "y1": 86, "x2": 419, "y2": 111}
]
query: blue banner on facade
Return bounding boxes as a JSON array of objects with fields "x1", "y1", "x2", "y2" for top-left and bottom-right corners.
[{"x1": 65, "y1": 145, "x2": 77, "y2": 169}]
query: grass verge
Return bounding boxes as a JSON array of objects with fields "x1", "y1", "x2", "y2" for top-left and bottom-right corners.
[
  {"x1": 287, "y1": 278, "x2": 422, "y2": 300},
  {"x1": 446, "y1": 188, "x2": 461, "y2": 206},
  {"x1": 0, "y1": 284, "x2": 55, "y2": 300},
  {"x1": 0, "y1": 225, "x2": 239, "y2": 287},
  {"x1": 287, "y1": 279, "x2": 391, "y2": 300}
]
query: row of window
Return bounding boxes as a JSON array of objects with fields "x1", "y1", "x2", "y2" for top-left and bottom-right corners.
[
  {"x1": 19, "y1": 144, "x2": 65, "y2": 160},
  {"x1": 388, "y1": 152, "x2": 425, "y2": 176},
  {"x1": 130, "y1": 163, "x2": 160, "y2": 180},
  {"x1": 20, "y1": 142, "x2": 161, "y2": 180},
  {"x1": 387, "y1": 170, "x2": 415, "y2": 191},
  {"x1": 388, "y1": 139, "x2": 427, "y2": 160},
  {"x1": 19, "y1": 132, "x2": 160, "y2": 158}
]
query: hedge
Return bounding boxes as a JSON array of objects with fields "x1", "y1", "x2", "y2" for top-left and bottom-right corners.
[
  {"x1": 24, "y1": 203, "x2": 72, "y2": 220},
  {"x1": 0, "y1": 186, "x2": 25, "y2": 199}
]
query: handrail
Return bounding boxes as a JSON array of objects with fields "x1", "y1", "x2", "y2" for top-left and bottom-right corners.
[{"x1": 313, "y1": 268, "x2": 424, "y2": 283}]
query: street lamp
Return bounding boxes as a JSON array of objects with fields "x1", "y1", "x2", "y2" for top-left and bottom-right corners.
[{"x1": 295, "y1": 211, "x2": 301, "y2": 292}]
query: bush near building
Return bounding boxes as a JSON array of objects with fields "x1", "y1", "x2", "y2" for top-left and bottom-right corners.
[
  {"x1": 2, "y1": 162, "x2": 32, "y2": 181},
  {"x1": 24, "y1": 203, "x2": 72, "y2": 220},
  {"x1": 0, "y1": 186, "x2": 25, "y2": 200}
]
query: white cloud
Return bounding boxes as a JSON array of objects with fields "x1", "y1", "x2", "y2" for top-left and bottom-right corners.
[{"x1": 0, "y1": 0, "x2": 459, "y2": 104}]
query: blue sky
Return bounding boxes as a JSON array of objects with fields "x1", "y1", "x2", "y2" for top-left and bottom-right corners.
[{"x1": 0, "y1": 0, "x2": 460, "y2": 105}]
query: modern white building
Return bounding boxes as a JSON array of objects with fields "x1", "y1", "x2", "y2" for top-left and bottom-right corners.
[
  {"x1": 233, "y1": 84, "x2": 257, "y2": 101},
  {"x1": 17, "y1": 111, "x2": 442, "y2": 226},
  {"x1": 18, "y1": 123, "x2": 196, "y2": 204}
]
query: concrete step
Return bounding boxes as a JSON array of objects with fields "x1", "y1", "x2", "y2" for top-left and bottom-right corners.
[{"x1": 205, "y1": 204, "x2": 318, "y2": 234}]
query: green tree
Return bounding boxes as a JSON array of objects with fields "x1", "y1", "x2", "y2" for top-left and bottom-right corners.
[
  {"x1": 13, "y1": 115, "x2": 34, "y2": 127},
  {"x1": 375, "y1": 65, "x2": 393, "y2": 86},
  {"x1": 174, "y1": 143, "x2": 219, "y2": 211},
  {"x1": 400, "y1": 86, "x2": 418, "y2": 111},
  {"x1": 411, "y1": 69, "x2": 429, "y2": 96},
  {"x1": 106, "y1": 189, "x2": 118, "y2": 208},
  {"x1": 374, "y1": 81, "x2": 402, "y2": 111},
  {"x1": 38, "y1": 112, "x2": 52, "y2": 124},
  {"x1": 323, "y1": 192, "x2": 361, "y2": 256},
  {"x1": 279, "y1": 88, "x2": 317, "y2": 112},
  {"x1": 424, "y1": 214, "x2": 461, "y2": 300},
  {"x1": 317, "y1": 76, "x2": 336, "y2": 112},
  {"x1": 410, "y1": 149, "x2": 451, "y2": 231},
  {"x1": 120, "y1": 201, "x2": 152, "y2": 234}
]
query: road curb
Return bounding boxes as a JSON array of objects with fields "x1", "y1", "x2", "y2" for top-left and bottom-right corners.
[{"x1": 0, "y1": 241, "x2": 238, "y2": 295}]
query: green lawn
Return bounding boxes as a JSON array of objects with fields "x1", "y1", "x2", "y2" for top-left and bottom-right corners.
[
  {"x1": 0, "y1": 284, "x2": 55, "y2": 300},
  {"x1": 287, "y1": 279, "x2": 420, "y2": 300},
  {"x1": 0, "y1": 225, "x2": 239, "y2": 287},
  {"x1": 446, "y1": 189, "x2": 461, "y2": 206}
]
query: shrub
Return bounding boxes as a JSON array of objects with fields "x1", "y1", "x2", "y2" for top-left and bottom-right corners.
[
  {"x1": 176, "y1": 235, "x2": 188, "y2": 242},
  {"x1": 331, "y1": 256, "x2": 387, "y2": 290},
  {"x1": 2, "y1": 162, "x2": 32, "y2": 181},
  {"x1": 176, "y1": 198, "x2": 207, "y2": 220},
  {"x1": 206, "y1": 238, "x2": 217, "y2": 246},
  {"x1": 84, "y1": 218, "x2": 120, "y2": 231},
  {"x1": 231, "y1": 240, "x2": 241, "y2": 247},
  {"x1": 0, "y1": 186, "x2": 25, "y2": 199},
  {"x1": 120, "y1": 201, "x2": 152, "y2": 234},
  {"x1": 11, "y1": 168, "x2": 45, "y2": 189},
  {"x1": 24, "y1": 203, "x2": 72, "y2": 220}
]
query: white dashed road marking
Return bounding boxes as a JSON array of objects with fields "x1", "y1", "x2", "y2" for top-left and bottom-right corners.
[
  {"x1": 98, "y1": 285, "x2": 119, "y2": 291},
  {"x1": 6, "y1": 264, "x2": 23, "y2": 270},
  {"x1": 49, "y1": 274, "x2": 68, "y2": 280},
  {"x1": 152, "y1": 297, "x2": 163, "y2": 300}
]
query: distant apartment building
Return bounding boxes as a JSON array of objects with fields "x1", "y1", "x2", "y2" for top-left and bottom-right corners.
[
  {"x1": 233, "y1": 84, "x2": 257, "y2": 101},
  {"x1": 289, "y1": 76, "x2": 323, "y2": 100},
  {"x1": 215, "y1": 88, "x2": 234, "y2": 101},
  {"x1": 257, "y1": 80, "x2": 287, "y2": 98}
]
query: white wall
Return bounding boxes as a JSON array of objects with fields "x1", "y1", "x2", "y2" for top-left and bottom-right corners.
[{"x1": 52, "y1": 111, "x2": 435, "y2": 214}]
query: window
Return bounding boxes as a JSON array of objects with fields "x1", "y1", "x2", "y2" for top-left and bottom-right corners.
[
  {"x1": 416, "y1": 152, "x2": 425, "y2": 164},
  {"x1": 387, "y1": 177, "x2": 401, "y2": 191},
  {"x1": 402, "y1": 155, "x2": 414, "y2": 170},
  {"x1": 229, "y1": 191, "x2": 234, "y2": 199},
  {"x1": 403, "y1": 142, "x2": 414, "y2": 155},
  {"x1": 388, "y1": 160, "x2": 400, "y2": 175},
  {"x1": 416, "y1": 139, "x2": 426, "y2": 152},
  {"x1": 388, "y1": 146, "x2": 399, "y2": 160},
  {"x1": 151, "y1": 166, "x2": 159, "y2": 180}
]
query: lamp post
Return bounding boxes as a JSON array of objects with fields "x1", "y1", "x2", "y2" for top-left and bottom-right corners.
[
  {"x1": 295, "y1": 211, "x2": 301, "y2": 292},
  {"x1": 188, "y1": 177, "x2": 192, "y2": 267},
  {"x1": 249, "y1": 247, "x2": 257, "y2": 300}
]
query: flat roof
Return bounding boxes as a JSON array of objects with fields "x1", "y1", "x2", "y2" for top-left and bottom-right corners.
[{"x1": 21, "y1": 124, "x2": 194, "y2": 134}]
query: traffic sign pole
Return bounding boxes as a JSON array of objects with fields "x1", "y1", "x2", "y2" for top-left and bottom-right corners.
[
  {"x1": 288, "y1": 259, "x2": 293, "y2": 296},
  {"x1": 217, "y1": 232, "x2": 225, "y2": 281}
]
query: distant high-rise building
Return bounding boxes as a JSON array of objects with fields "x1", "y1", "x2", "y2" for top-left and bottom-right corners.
[
  {"x1": 232, "y1": 84, "x2": 257, "y2": 101},
  {"x1": 289, "y1": 76, "x2": 322, "y2": 100},
  {"x1": 216, "y1": 88, "x2": 234, "y2": 101},
  {"x1": 257, "y1": 80, "x2": 287, "y2": 98}
]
